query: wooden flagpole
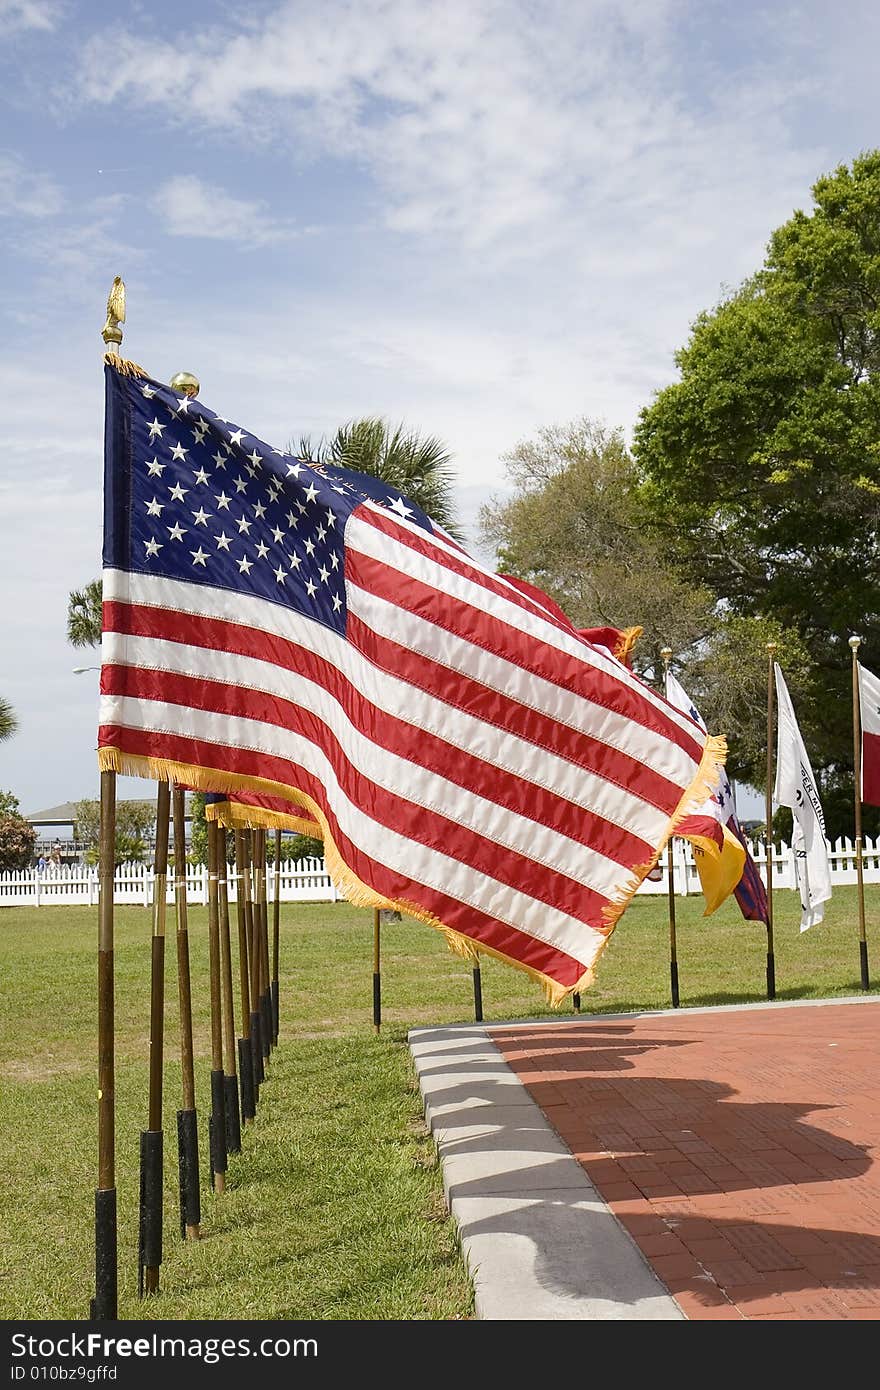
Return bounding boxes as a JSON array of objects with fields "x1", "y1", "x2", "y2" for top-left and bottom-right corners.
[
  {"x1": 660, "y1": 647, "x2": 680, "y2": 1007},
  {"x1": 271, "y1": 828, "x2": 281, "y2": 1045},
  {"x1": 206, "y1": 820, "x2": 227, "y2": 1191},
  {"x1": 254, "y1": 828, "x2": 273, "y2": 1063},
  {"x1": 243, "y1": 831, "x2": 265, "y2": 1099},
  {"x1": 172, "y1": 786, "x2": 200, "y2": 1240},
  {"x1": 233, "y1": 830, "x2": 255, "y2": 1123},
  {"x1": 139, "y1": 780, "x2": 170, "y2": 1297},
  {"x1": 764, "y1": 642, "x2": 777, "y2": 1001},
  {"x1": 849, "y1": 635, "x2": 870, "y2": 990},
  {"x1": 217, "y1": 827, "x2": 241, "y2": 1154},
  {"x1": 92, "y1": 278, "x2": 125, "y2": 1322},
  {"x1": 93, "y1": 769, "x2": 117, "y2": 1319}
]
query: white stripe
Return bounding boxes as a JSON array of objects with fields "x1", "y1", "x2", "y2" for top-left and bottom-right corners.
[
  {"x1": 347, "y1": 574, "x2": 697, "y2": 792},
  {"x1": 353, "y1": 504, "x2": 704, "y2": 747},
  {"x1": 101, "y1": 569, "x2": 674, "y2": 841},
  {"x1": 858, "y1": 661, "x2": 880, "y2": 738},
  {"x1": 101, "y1": 692, "x2": 610, "y2": 968},
  {"x1": 101, "y1": 629, "x2": 635, "y2": 899}
]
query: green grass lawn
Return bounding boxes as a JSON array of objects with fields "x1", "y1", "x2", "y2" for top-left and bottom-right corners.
[{"x1": 0, "y1": 882, "x2": 877, "y2": 1321}]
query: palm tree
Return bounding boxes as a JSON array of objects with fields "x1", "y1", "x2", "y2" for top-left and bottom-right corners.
[
  {"x1": 0, "y1": 697, "x2": 17, "y2": 742},
  {"x1": 297, "y1": 417, "x2": 464, "y2": 540},
  {"x1": 67, "y1": 579, "x2": 102, "y2": 649}
]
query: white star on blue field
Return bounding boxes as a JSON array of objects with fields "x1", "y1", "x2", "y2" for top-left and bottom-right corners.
[{"x1": 1, "y1": 0, "x2": 878, "y2": 811}]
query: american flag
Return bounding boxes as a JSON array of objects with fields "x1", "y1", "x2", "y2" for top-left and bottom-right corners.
[
  {"x1": 205, "y1": 790, "x2": 323, "y2": 837},
  {"x1": 99, "y1": 358, "x2": 722, "y2": 1000}
]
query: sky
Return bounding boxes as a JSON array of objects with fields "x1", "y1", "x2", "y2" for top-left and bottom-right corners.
[{"x1": 1, "y1": 0, "x2": 878, "y2": 818}]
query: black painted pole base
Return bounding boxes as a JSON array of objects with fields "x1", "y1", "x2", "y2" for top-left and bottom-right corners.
[
  {"x1": 238, "y1": 1037, "x2": 255, "y2": 1121},
  {"x1": 260, "y1": 992, "x2": 273, "y2": 1059},
  {"x1": 91, "y1": 1187, "x2": 117, "y2": 1321},
  {"x1": 766, "y1": 951, "x2": 776, "y2": 1001},
  {"x1": 177, "y1": 1109, "x2": 200, "y2": 1239},
  {"x1": 472, "y1": 966, "x2": 483, "y2": 1023},
  {"x1": 860, "y1": 939, "x2": 870, "y2": 991},
  {"x1": 209, "y1": 1068, "x2": 227, "y2": 1189},
  {"x1": 572, "y1": 992, "x2": 581, "y2": 1013},
  {"x1": 670, "y1": 961, "x2": 680, "y2": 1009},
  {"x1": 250, "y1": 1010, "x2": 264, "y2": 1089},
  {"x1": 224, "y1": 1074, "x2": 241, "y2": 1154},
  {"x1": 372, "y1": 971, "x2": 381, "y2": 1032},
  {"x1": 138, "y1": 1129, "x2": 163, "y2": 1297},
  {"x1": 271, "y1": 978, "x2": 280, "y2": 1045}
]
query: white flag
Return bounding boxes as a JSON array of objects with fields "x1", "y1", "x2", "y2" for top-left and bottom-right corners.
[{"x1": 773, "y1": 664, "x2": 831, "y2": 931}]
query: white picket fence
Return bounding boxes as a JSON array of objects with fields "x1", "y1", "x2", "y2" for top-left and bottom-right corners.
[
  {"x1": 2, "y1": 838, "x2": 880, "y2": 909},
  {"x1": 0, "y1": 857, "x2": 340, "y2": 907}
]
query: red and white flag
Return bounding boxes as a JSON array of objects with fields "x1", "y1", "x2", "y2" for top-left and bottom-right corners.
[
  {"x1": 98, "y1": 358, "x2": 726, "y2": 1001},
  {"x1": 857, "y1": 660, "x2": 880, "y2": 806}
]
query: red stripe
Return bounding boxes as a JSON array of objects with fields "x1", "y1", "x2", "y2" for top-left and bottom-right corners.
[
  {"x1": 99, "y1": 722, "x2": 589, "y2": 987},
  {"x1": 863, "y1": 732, "x2": 880, "y2": 807},
  {"x1": 101, "y1": 662, "x2": 615, "y2": 926},
  {"x1": 345, "y1": 525, "x2": 705, "y2": 764},
  {"x1": 104, "y1": 599, "x2": 659, "y2": 856},
  {"x1": 675, "y1": 814, "x2": 724, "y2": 848},
  {"x1": 347, "y1": 612, "x2": 680, "y2": 821}
]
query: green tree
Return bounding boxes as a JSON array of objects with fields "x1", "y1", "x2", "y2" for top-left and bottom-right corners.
[
  {"x1": 298, "y1": 417, "x2": 464, "y2": 539},
  {"x1": 67, "y1": 580, "x2": 102, "y2": 649},
  {"x1": 0, "y1": 814, "x2": 36, "y2": 872},
  {"x1": 635, "y1": 150, "x2": 880, "y2": 799},
  {"x1": 0, "y1": 790, "x2": 20, "y2": 816},
  {"x1": 188, "y1": 791, "x2": 208, "y2": 865},
  {"x1": 74, "y1": 797, "x2": 156, "y2": 866},
  {"x1": 479, "y1": 418, "x2": 717, "y2": 679}
]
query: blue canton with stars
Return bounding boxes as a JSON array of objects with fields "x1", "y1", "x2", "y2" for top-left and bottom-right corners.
[{"x1": 103, "y1": 365, "x2": 435, "y2": 636}]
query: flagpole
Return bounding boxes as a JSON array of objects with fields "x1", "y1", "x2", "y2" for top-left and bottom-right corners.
[
  {"x1": 218, "y1": 828, "x2": 242, "y2": 1155},
  {"x1": 272, "y1": 828, "x2": 281, "y2": 1045},
  {"x1": 92, "y1": 279, "x2": 125, "y2": 1322},
  {"x1": 233, "y1": 831, "x2": 255, "y2": 1124},
  {"x1": 254, "y1": 828, "x2": 273, "y2": 1065},
  {"x1": 764, "y1": 642, "x2": 777, "y2": 1001},
  {"x1": 849, "y1": 635, "x2": 870, "y2": 990},
  {"x1": 373, "y1": 909, "x2": 381, "y2": 1033},
  {"x1": 472, "y1": 959, "x2": 483, "y2": 1023},
  {"x1": 206, "y1": 820, "x2": 228, "y2": 1192},
  {"x1": 139, "y1": 780, "x2": 170, "y2": 1297},
  {"x1": 661, "y1": 647, "x2": 680, "y2": 1008},
  {"x1": 244, "y1": 831, "x2": 264, "y2": 1101},
  {"x1": 172, "y1": 786, "x2": 200, "y2": 1240}
]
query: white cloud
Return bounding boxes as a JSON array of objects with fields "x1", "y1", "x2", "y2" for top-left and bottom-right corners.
[
  {"x1": 0, "y1": 153, "x2": 63, "y2": 218},
  {"x1": 0, "y1": 0, "x2": 61, "y2": 35},
  {"x1": 152, "y1": 175, "x2": 296, "y2": 248}
]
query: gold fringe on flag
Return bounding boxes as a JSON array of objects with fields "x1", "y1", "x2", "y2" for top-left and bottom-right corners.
[
  {"x1": 96, "y1": 746, "x2": 595, "y2": 1006},
  {"x1": 204, "y1": 799, "x2": 322, "y2": 838},
  {"x1": 600, "y1": 732, "x2": 730, "y2": 938},
  {"x1": 103, "y1": 352, "x2": 149, "y2": 379}
]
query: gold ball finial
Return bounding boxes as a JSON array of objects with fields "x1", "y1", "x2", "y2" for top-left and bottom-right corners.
[
  {"x1": 660, "y1": 646, "x2": 673, "y2": 666},
  {"x1": 766, "y1": 641, "x2": 778, "y2": 654},
  {"x1": 849, "y1": 634, "x2": 862, "y2": 652},
  {"x1": 170, "y1": 371, "x2": 200, "y2": 398}
]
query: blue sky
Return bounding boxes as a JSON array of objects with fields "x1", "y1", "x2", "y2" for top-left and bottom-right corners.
[{"x1": 1, "y1": 0, "x2": 877, "y2": 816}]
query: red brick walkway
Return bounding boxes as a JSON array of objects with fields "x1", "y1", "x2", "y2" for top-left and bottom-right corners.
[{"x1": 494, "y1": 1001, "x2": 880, "y2": 1319}]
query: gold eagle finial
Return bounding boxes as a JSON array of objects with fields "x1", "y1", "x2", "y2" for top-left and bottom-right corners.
[{"x1": 101, "y1": 276, "x2": 126, "y2": 349}]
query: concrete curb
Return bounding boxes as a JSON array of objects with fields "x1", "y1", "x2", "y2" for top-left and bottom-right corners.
[{"x1": 408, "y1": 1023, "x2": 684, "y2": 1320}]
